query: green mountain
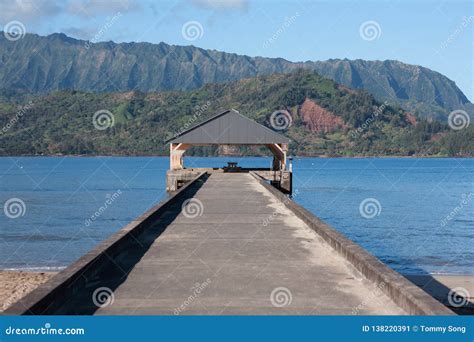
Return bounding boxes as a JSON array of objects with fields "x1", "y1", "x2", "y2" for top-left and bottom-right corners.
[
  {"x1": 0, "y1": 33, "x2": 470, "y2": 120},
  {"x1": 0, "y1": 70, "x2": 471, "y2": 157}
]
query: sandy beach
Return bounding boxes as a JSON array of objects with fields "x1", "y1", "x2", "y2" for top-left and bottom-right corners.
[{"x1": 0, "y1": 271, "x2": 56, "y2": 312}]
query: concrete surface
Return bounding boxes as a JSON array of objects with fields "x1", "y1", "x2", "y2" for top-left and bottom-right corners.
[
  {"x1": 251, "y1": 172, "x2": 454, "y2": 315},
  {"x1": 87, "y1": 173, "x2": 405, "y2": 315}
]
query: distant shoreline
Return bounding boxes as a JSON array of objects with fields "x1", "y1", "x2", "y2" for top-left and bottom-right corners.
[{"x1": 0, "y1": 154, "x2": 472, "y2": 159}]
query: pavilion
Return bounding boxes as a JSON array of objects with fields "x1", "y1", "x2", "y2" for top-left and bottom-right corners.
[{"x1": 165, "y1": 109, "x2": 292, "y2": 193}]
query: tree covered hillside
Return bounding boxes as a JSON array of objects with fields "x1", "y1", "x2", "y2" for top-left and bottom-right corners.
[{"x1": 0, "y1": 70, "x2": 471, "y2": 157}]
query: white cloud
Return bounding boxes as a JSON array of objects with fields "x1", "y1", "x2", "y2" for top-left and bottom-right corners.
[
  {"x1": 0, "y1": 0, "x2": 141, "y2": 23},
  {"x1": 61, "y1": 26, "x2": 96, "y2": 39},
  {"x1": 0, "y1": 0, "x2": 62, "y2": 23}
]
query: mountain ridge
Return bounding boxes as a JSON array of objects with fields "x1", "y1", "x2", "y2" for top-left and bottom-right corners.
[{"x1": 0, "y1": 32, "x2": 470, "y2": 120}]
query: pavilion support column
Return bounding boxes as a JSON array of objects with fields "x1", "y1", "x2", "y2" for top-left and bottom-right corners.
[
  {"x1": 267, "y1": 143, "x2": 287, "y2": 171},
  {"x1": 280, "y1": 143, "x2": 288, "y2": 171},
  {"x1": 169, "y1": 143, "x2": 190, "y2": 170}
]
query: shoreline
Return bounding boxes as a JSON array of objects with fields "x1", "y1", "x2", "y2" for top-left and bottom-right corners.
[
  {"x1": 0, "y1": 155, "x2": 471, "y2": 159},
  {"x1": 1, "y1": 267, "x2": 66, "y2": 272}
]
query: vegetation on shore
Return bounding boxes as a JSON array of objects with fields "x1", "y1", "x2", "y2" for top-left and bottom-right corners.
[{"x1": 0, "y1": 70, "x2": 472, "y2": 157}]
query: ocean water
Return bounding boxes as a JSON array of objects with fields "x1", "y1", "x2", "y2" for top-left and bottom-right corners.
[{"x1": 0, "y1": 156, "x2": 472, "y2": 275}]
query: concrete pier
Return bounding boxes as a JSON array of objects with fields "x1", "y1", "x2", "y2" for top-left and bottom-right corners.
[
  {"x1": 6, "y1": 172, "x2": 453, "y2": 315},
  {"x1": 95, "y1": 173, "x2": 403, "y2": 314}
]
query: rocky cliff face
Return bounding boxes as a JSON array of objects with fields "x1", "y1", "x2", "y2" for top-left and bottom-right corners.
[
  {"x1": 311, "y1": 59, "x2": 470, "y2": 113},
  {"x1": 405, "y1": 112, "x2": 418, "y2": 126},
  {"x1": 299, "y1": 99, "x2": 346, "y2": 133}
]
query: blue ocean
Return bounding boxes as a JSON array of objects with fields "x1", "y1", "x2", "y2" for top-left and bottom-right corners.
[{"x1": 0, "y1": 157, "x2": 472, "y2": 275}]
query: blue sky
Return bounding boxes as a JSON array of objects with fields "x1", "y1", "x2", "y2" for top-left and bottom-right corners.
[{"x1": 1, "y1": 0, "x2": 473, "y2": 100}]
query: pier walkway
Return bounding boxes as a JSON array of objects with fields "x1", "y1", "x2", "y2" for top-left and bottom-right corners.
[{"x1": 91, "y1": 173, "x2": 404, "y2": 314}]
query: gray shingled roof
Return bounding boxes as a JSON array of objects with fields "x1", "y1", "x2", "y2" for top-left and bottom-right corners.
[{"x1": 167, "y1": 109, "x2": 290, "y2": 144}]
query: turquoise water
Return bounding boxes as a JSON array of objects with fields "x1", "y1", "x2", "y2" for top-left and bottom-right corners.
[{"x1": 0, "y1": 157, "x2": 472, "y2": 275}]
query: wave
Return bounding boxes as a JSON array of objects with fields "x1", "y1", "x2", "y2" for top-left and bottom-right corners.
[{"x1": 1, "y1": 266, "x2": 66, "y2": 272}]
